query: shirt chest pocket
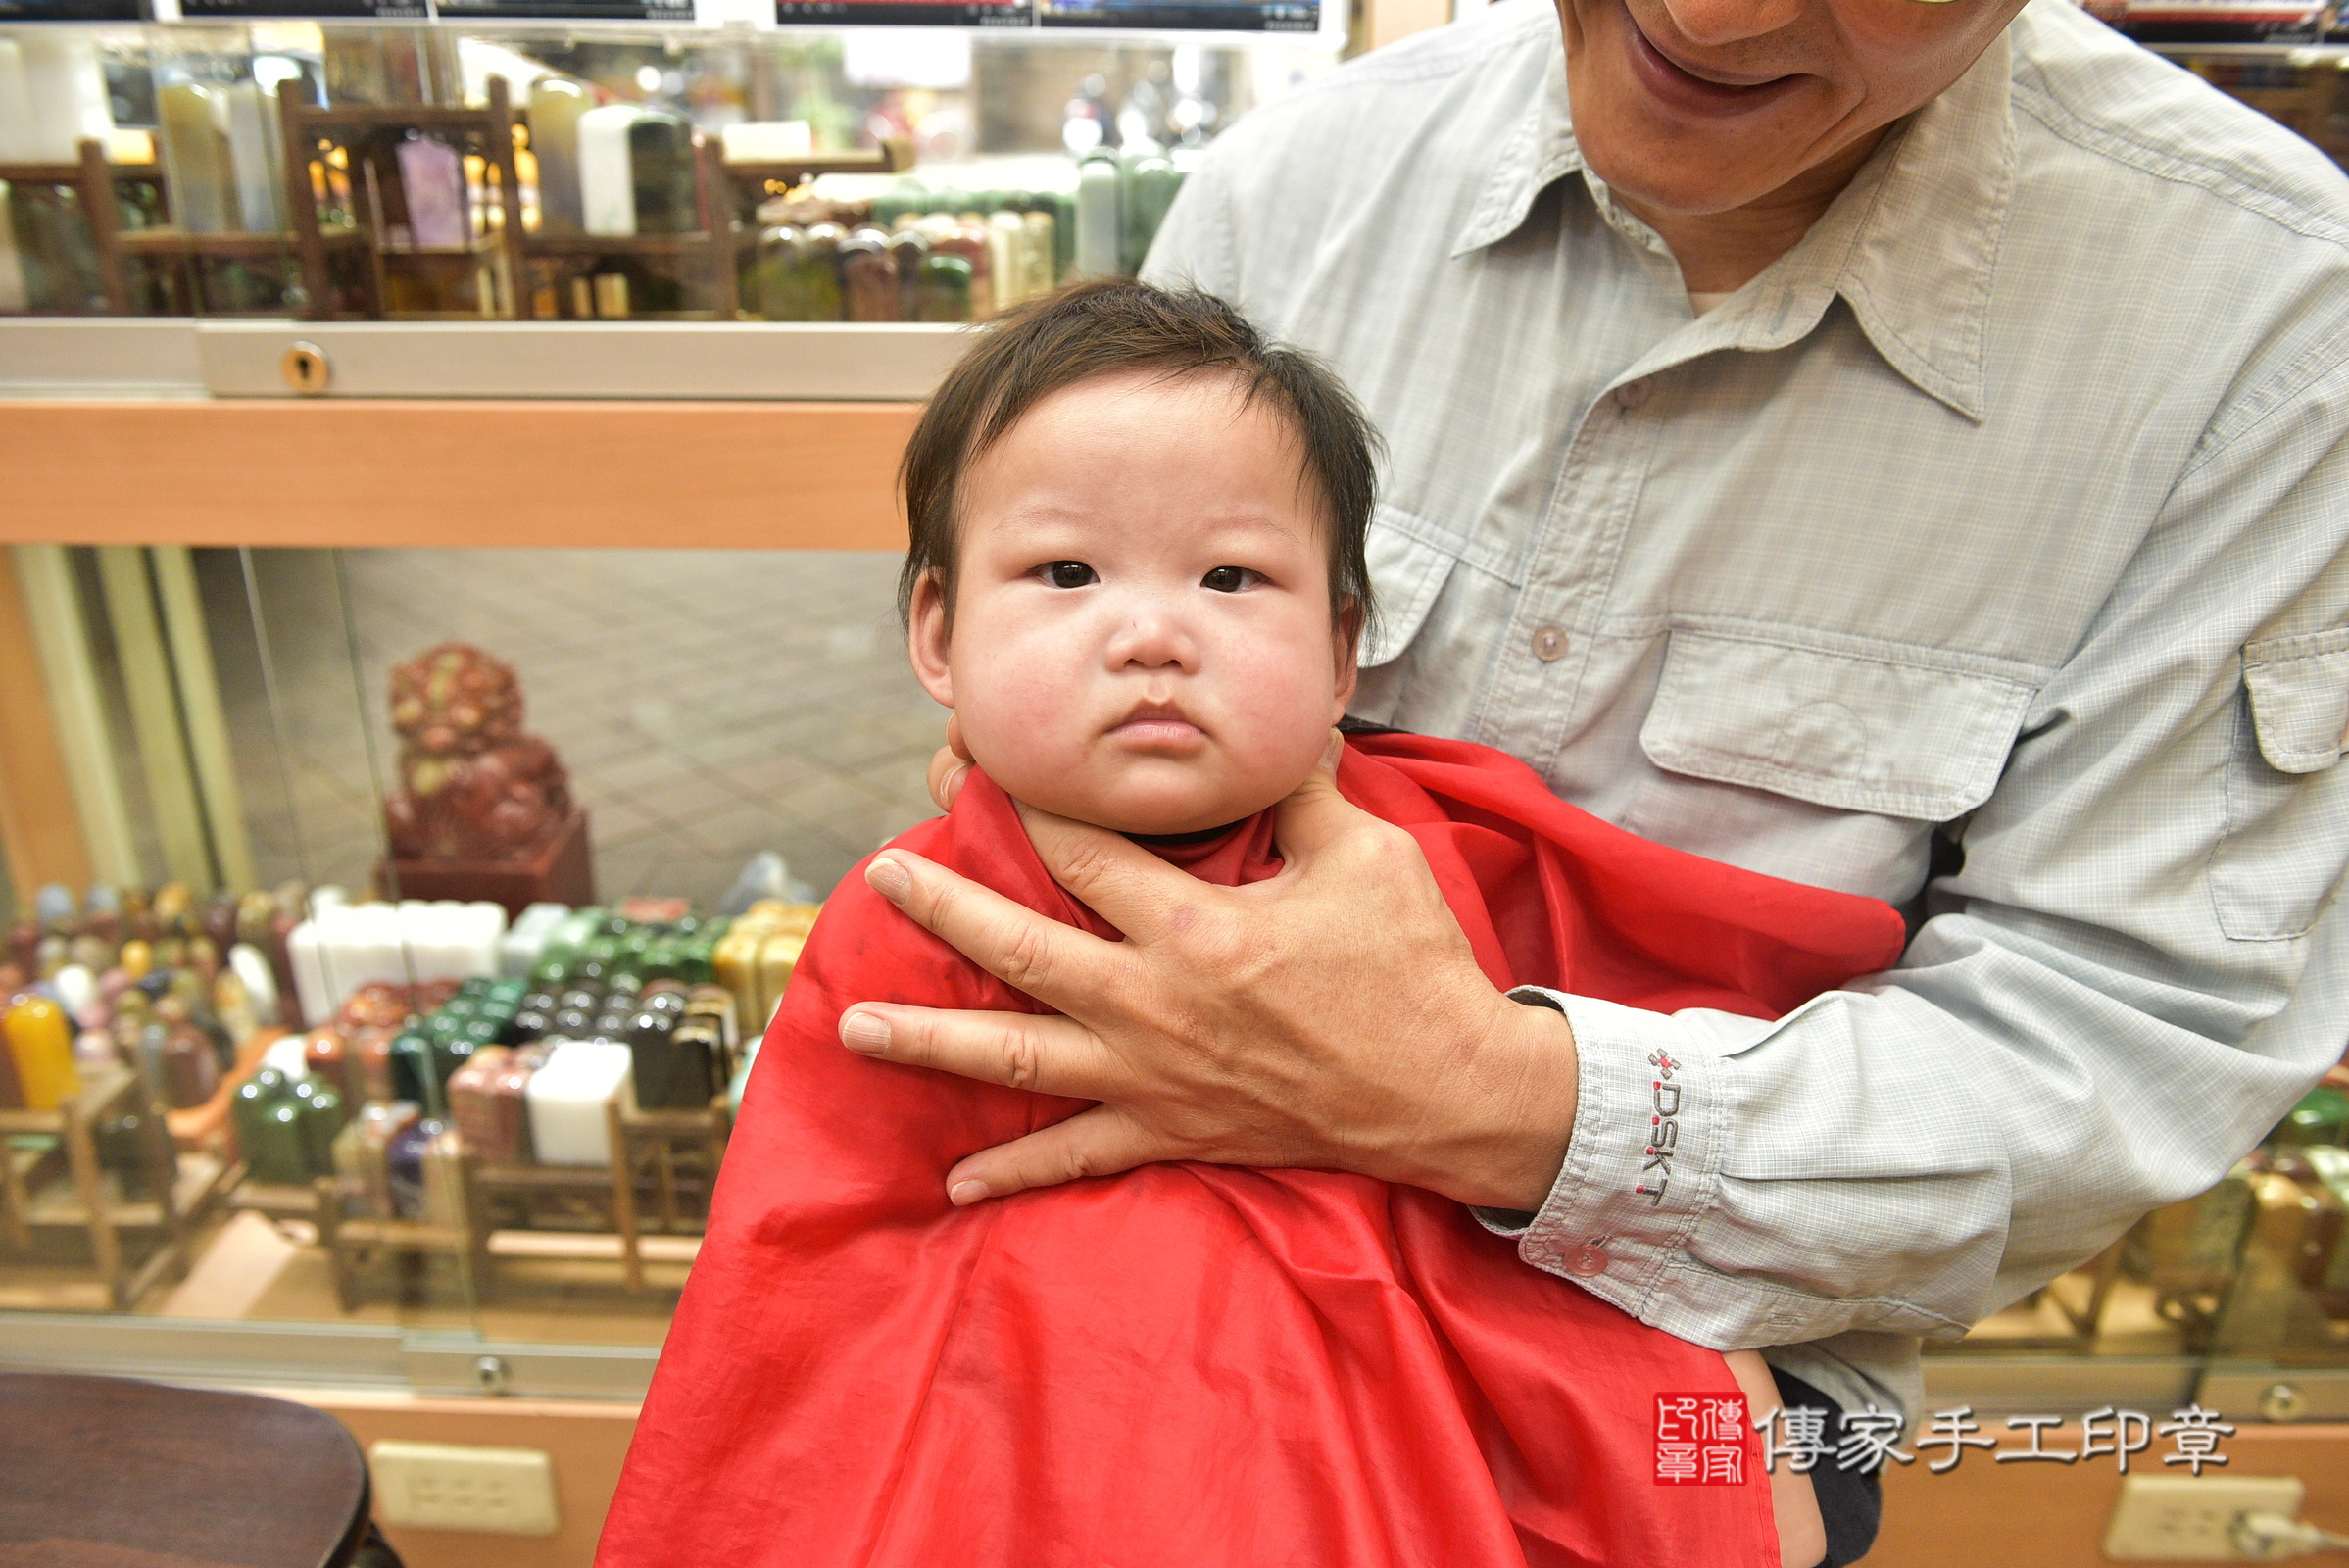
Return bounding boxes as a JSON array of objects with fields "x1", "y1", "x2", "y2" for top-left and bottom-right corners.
[
  {"x1": 1638, "y1": 624, "x2": 2041, "y2": 822},
  {"x1": 2214, "y1": 629, "x2": 2349, "y2": 942},
  {"x1": 1356, "y1": 507, "x2": 1459, "y2": 669}
]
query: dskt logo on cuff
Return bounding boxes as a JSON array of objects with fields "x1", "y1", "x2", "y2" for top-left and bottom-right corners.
[{"x1": 1636, "y1": 1050, "x2": 1681, "y2": 1205}]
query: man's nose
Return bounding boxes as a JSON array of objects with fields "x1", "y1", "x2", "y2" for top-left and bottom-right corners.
[{"x1": 1657, "y1": 0, "x2": 1805, "y2": 49}]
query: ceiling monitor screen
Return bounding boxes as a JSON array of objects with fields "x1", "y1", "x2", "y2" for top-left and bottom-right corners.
[
  {"x1": 777, "y1": 0, "x2": 1034, "y2": 24},
  {"x1": 1036, "y1": 0, "x2": 1317, "y2": 28},
  {"x1": 773, "y1": 0, "x2": 1339, "y2": 36},
  {"x1": 0, "y1": 0, "x2": 149, "y2": 16},
  {"x1": 437, "y1": 0, "x2": 696, "y2": 18},
  {"x1": 176, "y1": 0, "x2": 427, "y2": 15}
]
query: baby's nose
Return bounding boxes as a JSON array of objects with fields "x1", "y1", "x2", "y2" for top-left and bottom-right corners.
[{"x1": 1106, "y1": 604, "x2": 1200, "y2": 669}]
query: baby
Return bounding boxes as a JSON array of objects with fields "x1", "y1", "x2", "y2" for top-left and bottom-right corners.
[{"x1": 601, "y1": 282, "x2": 1890, "y2": 1568}]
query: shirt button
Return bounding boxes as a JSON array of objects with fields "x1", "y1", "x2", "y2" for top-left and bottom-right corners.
[
  {"x1": 1566, "y1": 1245, "x2": 1610, "y2": 1277},
  {"x1": 1616, "y1": 377, "x2": 1654, "y2": 410},
  {"x1": 1531, "y1": 625, "x2": 1568, "y2": 662}
]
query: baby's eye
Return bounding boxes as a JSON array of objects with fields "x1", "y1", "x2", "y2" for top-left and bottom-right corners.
[
  {"x1": 1042, "y1": 561, "x2": 1097, "y2": 589},
  {"x1": 1201, "y1": 566, "x2": 1259, "y2": 593}
]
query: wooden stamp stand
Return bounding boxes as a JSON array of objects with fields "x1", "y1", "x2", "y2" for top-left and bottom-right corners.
[
  {"x1": 614, "y1": 1093, "x2": 733, "y2": 1265},
  {"x1": 0, "y1": 1062, "x2": 216, "y2": 1310},
  {"x1": 314, "y1": 1150, "x2": 491, "y2": 1315},
  {"x1": 469, "y1": 1098, "x2": 642, "y2": 1292},
  {"x1": 318, "y1": 1088, "x2": 730, "y2": 1305}
]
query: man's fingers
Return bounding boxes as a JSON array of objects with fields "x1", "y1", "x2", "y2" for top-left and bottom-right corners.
[
  {"x1": 925, "y1": 716, "x2": 976, "y2": 811},
  {"x1": 838, "y1": 1004, "x2": 1124, "y2": 1099},
  {"x1": 1270, "y1": 728, "x2": 1377, "y2": 860},
  {"x1": 927, "y1": 746, "x2": 972, "y2": 812},
  {"x1": 942, "y1": 1104, "x2": 1169, "y2": 1205},
  {"x1": 1014, "y1": 802, "x2": 1196, "y2": 942},
  {"x1": 866, "y1": 848, "x2": 1115, "y2": 1005}
]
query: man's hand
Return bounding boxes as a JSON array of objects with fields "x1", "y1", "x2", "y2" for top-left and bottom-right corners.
[
  {"x1": 839, "y1": 730, "x2": 1581, "y2": 1210},
  {"x1": 926, "y1": 712, "x2": 976, "y2": 812}
]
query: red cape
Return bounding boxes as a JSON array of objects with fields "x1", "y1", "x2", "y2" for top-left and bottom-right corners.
[{"x1": 600, "y1": 733, "x2": 1906, "y2": 1568}]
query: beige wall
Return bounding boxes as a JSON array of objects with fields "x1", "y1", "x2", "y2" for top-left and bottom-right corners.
[
  {"x1": 262, "y1": 1391, "x2": 2349, "y2": 1568},
  {"x1": 266, "y1": 1389, "x2": 639, "y2": 1568}
]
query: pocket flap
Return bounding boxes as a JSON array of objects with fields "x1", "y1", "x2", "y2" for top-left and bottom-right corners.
[
  {"x1": 1358, "y1": 510, "x2": 1458, "y2": 669},
  {"x1": 2244, "y1": 629, "x2": 2349, "y2": 774},
  {"x1": 1639, "y1": 625, "x2": 2040, "y2": 820}
]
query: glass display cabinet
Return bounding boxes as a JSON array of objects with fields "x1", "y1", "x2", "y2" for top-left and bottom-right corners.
[
  {"x1": 0, "y1": 2, "x2": 2345, "y2": 1562},
  {"x1": 0, "y1": 0, "x2": 1392, "y2": 1403}
]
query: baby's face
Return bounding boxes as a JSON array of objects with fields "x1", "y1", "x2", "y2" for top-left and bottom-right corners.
[{"x1": 909, "y1": 369, "x2": 1356, "y2": 836}]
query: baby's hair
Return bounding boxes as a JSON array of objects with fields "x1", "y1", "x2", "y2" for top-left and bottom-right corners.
[{"x1": 896, "y1": 279, "x2": 1381, "y2": 646}]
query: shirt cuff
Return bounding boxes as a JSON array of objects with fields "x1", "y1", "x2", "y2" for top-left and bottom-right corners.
[{"x1": 1477, "y1": 986, "x2": 1723, "y2": 1324}]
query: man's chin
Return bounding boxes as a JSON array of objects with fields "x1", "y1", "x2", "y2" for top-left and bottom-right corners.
[{"x1": 1575, "y1": 128, "x2": 1786, "y2": 219}]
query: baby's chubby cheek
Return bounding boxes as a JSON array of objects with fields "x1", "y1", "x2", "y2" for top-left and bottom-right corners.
[
  {"x1": 947, "y1": 654, "x2": 1121, "y2": 814},
  {"x1": 962, "y1": 713, "x2": 1230, "y2": 832},
  {"x1": 960, "y1": 697, "x2": 1333, "y2": 837},
  {"x1": 959, "y1": 726, "x2": 1101, "y2": 822}
]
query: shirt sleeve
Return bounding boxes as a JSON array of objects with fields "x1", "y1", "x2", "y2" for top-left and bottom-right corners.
[{"x1": 1489, "y1": 353, "x2": 2349, "y2": 1393}]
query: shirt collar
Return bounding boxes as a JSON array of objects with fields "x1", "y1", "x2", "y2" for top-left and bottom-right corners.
[
  {"x1": 1454, "y1": 30, "x2": 1586, "y2": 258},
  {"x1": 1454, "y1": 22, "x2": 2018, "y2": 422}
]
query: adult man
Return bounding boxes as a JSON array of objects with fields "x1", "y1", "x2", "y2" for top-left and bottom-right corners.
[{"x1": 842, "y1": 0, "x2": 2349, "y2": 1558}]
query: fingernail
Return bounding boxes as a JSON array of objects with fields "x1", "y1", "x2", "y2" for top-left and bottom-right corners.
[
  {"x1": 1320, "y1": 729, "x2": 1345, "y2": 772},
  {"x1": 948, "y1": 1179, "x2": 989, "y2": 1206},
  {"x1": 865, "y1": 854, "x2": 911, "y2": 903},
  {"x1": 841, "y1": 1011, "x2": 890, "y2": 1054}
]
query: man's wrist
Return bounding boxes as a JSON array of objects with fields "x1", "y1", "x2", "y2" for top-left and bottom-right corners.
[{"x1": 1393, "y1": 989, "x2": 1578, "y2": 1211}]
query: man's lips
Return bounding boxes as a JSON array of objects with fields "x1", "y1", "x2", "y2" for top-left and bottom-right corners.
[{"x1": 1621, "y1": 12, "x2": 1803, "y2": 117}]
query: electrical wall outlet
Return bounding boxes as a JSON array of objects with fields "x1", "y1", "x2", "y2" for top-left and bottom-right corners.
[
  {"x1": 369, "y1": 1439, "x2": 561, "y2": 1536},
  {"x1": 2104, "y1": 1475, "x2": 2307, "y2": 1560}
]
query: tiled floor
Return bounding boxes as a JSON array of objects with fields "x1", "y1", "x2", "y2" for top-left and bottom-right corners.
[{"x1": 198, "y1": 546, "x2": 948, "y2": 908}]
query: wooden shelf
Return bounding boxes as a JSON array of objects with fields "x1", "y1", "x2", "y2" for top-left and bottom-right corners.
[
  {"x1": 284, "y1": 103, "x2": 514, "y2": 134},
  {"x1": 0, "y1": 1063, "x2": 134, "y2": 1138},
  {"x1": 620, "y1": 1103, "x2": 731, "y2": 1136},
  {"x1": 0, "y1": 161, "x2": 162, "y2": 186},
  {"x1": 375, "y1": 241, "x2": 503, "y2": 259},
  {"x1": 0, "y1": 398, "x2": 918, "y2": 551},
  {"x1": 325, "y1": 1216, "x2": 476, "y2": 1253},
  {"x1": 116, "y1": 230, "x2": 292, "y2": 259},
  {"x1": 2, "y1": 113, "x2": 909, "y2": 325},
  {"x1": 722, "y1": 141, "x2": 907, "y2": 198},
  {"x1": 23, "y1": 1151, "x2": 223, "y2": 1231},
  {"x1": 520, "y1": 232, "x2": 715, "y2": 258},
  {"x1": 227, "y1": 1176, "x2": 318, "y2": 1220},
  {"x1": 473, "y1": 1162, "x2": 621, "y2": 1194}
]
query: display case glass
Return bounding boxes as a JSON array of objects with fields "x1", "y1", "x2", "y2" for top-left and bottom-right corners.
[
  {"x1": 0, "y1": 538, "x2": 947, "y2": 1379},
  {"x1": 3, "y1": 535, "x2": 2343, "y2": 1417},
  {"x1": 0, "y1": 14, "x2": 1337, "y2": 325},
  {"x1": 0, "y1": 0, "x2": 2344, "y2": 1445}
]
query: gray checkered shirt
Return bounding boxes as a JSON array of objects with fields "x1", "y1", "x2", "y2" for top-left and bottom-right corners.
[{"x1": 1143, "y1": 0, "x2": 2349, "y2": 1420}]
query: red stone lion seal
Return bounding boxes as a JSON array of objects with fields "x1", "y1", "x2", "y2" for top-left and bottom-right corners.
[{"x1": 383, "y1": 643, "x2": 572, "y2": 863}]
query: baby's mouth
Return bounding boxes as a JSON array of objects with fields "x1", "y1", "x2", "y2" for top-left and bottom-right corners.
[{"x1": 1108, "y1": 702, "x2": 1206, "y2": 750}]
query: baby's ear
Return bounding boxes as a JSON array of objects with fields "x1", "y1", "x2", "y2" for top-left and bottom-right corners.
[
  {"x1": 1331, "y1": 597, "x2": 1363, "y2": 709},
  {"x1": 907, "y1": 571, "x2": 956, "y2": 709}
]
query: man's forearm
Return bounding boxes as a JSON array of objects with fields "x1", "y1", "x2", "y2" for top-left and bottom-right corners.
[{"x1": 1489, "y1": 911, "x2": 2339, "y2": 1362}]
